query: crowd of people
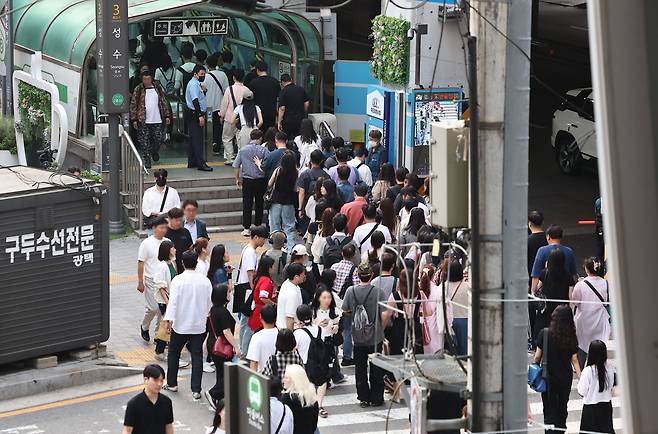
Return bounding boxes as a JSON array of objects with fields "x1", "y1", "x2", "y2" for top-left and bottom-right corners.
[{"x1": 527, "y1": 211, "x2": 615, "y2": 433}]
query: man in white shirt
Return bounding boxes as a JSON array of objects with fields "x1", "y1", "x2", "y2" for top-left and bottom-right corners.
[
  {"x1": 348, "y1": 147, "x2": 373, "y2": 187},
  {"x1": 247, "y1": 304, "x2": 278, "y2": 372},
  {"x1": 137, "y1": 216, "x2": 169, "y2": 343},
  {"x1": 293, "y1": 304, "x2": 321, "y2": 364},
  {"x1": 219, "y1": 68, "x2": 248, "y2": 163},
  {"x1": 353, "y1": 203, "x2": 392, "y2": 253},
  {"x1": 163, "y1": 251, "x2": 213, "y2": 400},
  {"x1": 141, "y1": 169, "x2": 181, "y2": 226},
  {"x1": 398, "y1": 187, "x2": 430, "y2": 230},
  {"x1": 276, "y1": 263, "x2": 306, "y2": 330},
  {"x1": 236, "y1": 225, "x2": 269, "y2": 355},
  {"x1": 205, "y1": 53, "x2": 230, "y2": 155}
]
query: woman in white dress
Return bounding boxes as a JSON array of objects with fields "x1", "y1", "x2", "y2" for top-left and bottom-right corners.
[
  {"x1": 295, "y1": 119, "x2": 321, "y2": 170},
  {"x1": 229, "y1": 89, "x2": 262, "y2": 149}
]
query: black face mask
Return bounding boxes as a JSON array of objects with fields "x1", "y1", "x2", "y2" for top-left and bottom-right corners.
[
  {"x1": 156, "y1": 178, "x2": 166, "y2": 187},
  {"x1": 197, "y1": 75, "x2": 205, "y2": 83}
]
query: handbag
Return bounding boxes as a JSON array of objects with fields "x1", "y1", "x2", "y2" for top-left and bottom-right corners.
[
  {"x1": 232, "y1": 246, "x2": 251, "y2": 314},
  {"x1": 155, "y1": 318, "x2": 170, "y2": 342},
  {"x1": 143, "y1": 186, "x2": 169, "y2": 229},
  {"x1": 209, "y1": 312, "x2": 234, "y2": 359},
  {"x1": 264, "y1": 168, "x2": 279, "y2": 211},
  {"x1": 228, "y1": 85, "x2": 241, "y2": 130},
  {"x1": 528, "y1": 327, "x2": 549, "y2": 393}
]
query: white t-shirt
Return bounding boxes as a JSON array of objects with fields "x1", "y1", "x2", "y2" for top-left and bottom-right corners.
[
  {"x1": 577, "y1": 362, "x2": 616, "y2": 405},
  {"x1": 348, "y1": 158, "x2": 373, "y2": 187},
  {"x1": 293, "y1": 324, "x2": 321, "y2": 364},
  {"x1": 276, "y1": 280, "x2": 303, "y2": 329},
  {"x1": 313, "y1": 307, "x2": 342, "y2": 339},
  {"x1": 233, "y1": 104, "x2": 262, "y2": 129},
  {"x1": 247, "y1": 327, "x2": 278, "y2": 371},
  {"x1": 237, "y1": 246, "x2": 258, "y2": 285},
  {"x1": 155, "y1": 67, "x2": 182, "y2": 95},
  {"x1": 205, "y1": 69, "x2": 230, "y2": 111},
  {"x1": 138, "y1": 236, "x2": 168, "y2": 278},
  {"x1": 195, "y1": 258, "x2": 209, "y2": 277},
  {"x1": 144, "y1": 88, "x2": 162, "y2": 124},
  {"x1": 294, "y1": 136, "x2": 321, "y2": 169},
  {"x1": 353, "y1": 223, "x2": 392, "y2": 253}
]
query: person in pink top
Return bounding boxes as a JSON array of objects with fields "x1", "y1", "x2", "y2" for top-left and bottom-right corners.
[
  {"x1": 340, "y1": 184, "x2": 368, "y2": 236},
  {"x1": 219, "y1": 68, "x2": 248, "y2": 163}
]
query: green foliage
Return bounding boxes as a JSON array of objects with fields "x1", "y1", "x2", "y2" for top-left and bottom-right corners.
[
  {"x1": 0, "y1": 116, "x2": 17, "y2": 154},
  {"x1": 17, "y1": 81, "x2": 51, "y2": 147},
  {"x1": 370, "y1": 15, "x2": 411, "y2": 86},
  {"x1": 80, "y1": 169, "x2": 101, "y2": 183}
]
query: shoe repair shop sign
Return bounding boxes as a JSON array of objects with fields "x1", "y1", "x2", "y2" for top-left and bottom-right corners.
[{"x1": 4, "y1": 225, "x2": 95, "y2": 267}]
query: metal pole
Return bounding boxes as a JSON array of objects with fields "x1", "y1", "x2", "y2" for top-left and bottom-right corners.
[
  {"x1": 414, "y1": 24, "x2": 428, "y2": 87},
  {"x1": 108, "y1": 113, "x2": 124, "y2": 234},
  {"x1": 502, "y1": 0, "x2": 531, "y2": 431},
  {"x1": 469, "y1": 0, "x2": 507, "y2": 431}
]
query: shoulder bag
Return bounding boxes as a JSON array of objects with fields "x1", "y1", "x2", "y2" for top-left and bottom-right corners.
[
  {"x1": 528, "y1": 327, "x2": 549, "y2": 393},
  {"x1": 232, "y1": 246, "x2": 250, "y2": 314},
  {"x1": 209, "y1": 311, "x2": 234, "y2": 359},
  {"x1": 228, "y1": 85, "x2": 241, "y2": 130},
  {"x1": 143, "y1": 186, "x2": 169, "y2": 229},
  {"x1": 359, "y1": 223, "x2": 380, "y2": 248},
  {"x1": 584, "y1": 279, "x2": 612, "y2": 323},
  {"x1": 264, "y1": 167, "x2": 279, "y2": 210}
]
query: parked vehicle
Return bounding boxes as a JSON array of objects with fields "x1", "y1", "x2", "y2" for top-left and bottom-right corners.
[{"x1": 551, "y1": 88, "x2": 596, "y2": 174}]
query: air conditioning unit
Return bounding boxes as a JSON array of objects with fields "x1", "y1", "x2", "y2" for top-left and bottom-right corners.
[{"x1": 428, "y1": 121, "x2": 469, "y2": 228}]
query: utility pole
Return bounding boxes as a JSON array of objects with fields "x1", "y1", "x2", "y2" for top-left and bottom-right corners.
[
  {"x1": 468, "y1": 0, "x2": 531, "y2": 431},
  {"x1": 469, "y1": 0, "x2": 507, "y2": 431}
]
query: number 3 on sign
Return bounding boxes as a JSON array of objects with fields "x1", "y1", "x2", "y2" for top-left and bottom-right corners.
[{"x1": 113, "y1": 4, "x2": 120, "y2": 17}]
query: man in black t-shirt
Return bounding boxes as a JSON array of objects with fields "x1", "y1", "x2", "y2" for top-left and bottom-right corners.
[
  {"x1": 277, "y1": 73, "x2": 309, "y2": 138},
  {"x1": 249, "y1": 61, "x2": 280, "y2": 131},
  {"x1": 527, "y1": 210, "x2": 548, "y2": 348},
  {"x1": 123, "y1": 364, "x2": 173, "y2": 434},
  {"x1": 165, "y1": 207, "x2": 193, "y2": 273}
]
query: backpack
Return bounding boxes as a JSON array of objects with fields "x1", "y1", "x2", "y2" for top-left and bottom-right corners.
[
  {"x1": 300, "y1": 327, "x2": 331, "y2": 386},
  {"x1": 351, "y1": 285, "x2": 376, "y2": 346},
  {"x1": 338, "y1": 264, "x2": 357, "y2": 299},
  {"x1": 178, "y1": 66, "x2": 193, "y2": 100},
  {"x1": 323, "y1": 236, "x2": 352, "y2": 268},
  {"x1": 159, "y1": 67, "x2": 177, "y2": 96}
]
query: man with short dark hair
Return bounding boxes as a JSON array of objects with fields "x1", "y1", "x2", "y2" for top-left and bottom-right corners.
[
  {"x1": 336, "y1": 165, "x2": 354, "y2": 204},
  {"x1": 394, "y1": 172, "x2": 420, "y2": 213},
  {"x1": 366, "y1": 129, "x2": 387, "y2": 180},
  {"x1": 182, "y1": 199, "x2": 208, "y2": 241},
  {"x1": 165, "y1": 207, "x2": 193, "y2": 273},
  {"x1": 527, "y1": 210, "x2": 547, "y2": 276},
  {"x1": 388, "y1": 167, "x2": 408, "y2": 201},
  {"x1": 233, "y1": 129, "x2": 269, "y2": 236},
  {"x1": 278, "y1": 73, "x2": 310, "y2": 138},
  {"x1": 530, "y1": 224, "x2": 578, "y2": 295},
  {"x1": 163, "y1": 251, "x2": 213, "y2": 400},
  {"x1": 354, "y1": 204, "x2": 392, "y2": 253},
  {"x1": 341, "y1": 184, "x2": 369, "y2": 236},
  {"x1": 349, "y1": 147, "x2": 373, "y2": 187},
  {"x1": 219, "y1": 51, "x2": 234, "y2": 84},
  {"x1": 328, "y1": 147, "x2": 361, "y2": 186},
  {"x1": 371, "y1": 252, "x2": 397, "y2": 300},
  {"x1": 123, "y1": 364, "x2": 173, "y2": 434},
  {"x1": 248, "y1": 61, "x2": 280, "y2": 131},
  {"x1": 259, "y1": 131, "x2": 288, "y2": 181},
  {"x1": 185, "y1": 64, "x2": 212, "y2": 171},
  {"x1": 142, "y1": 169, "x2": 181, "y2": 226},
  {"x1": 205, "y1": 53, "x2": 229, "y2": 155},
  {"x1": 220, "y1": 68, "x2": 248, "y2": 163},
  {"x1": 246, "y1": 304, "x2": 278, "y2": 372},
  {"x1": 277, "y1": 262, "x2": 306, "y2": 330}
]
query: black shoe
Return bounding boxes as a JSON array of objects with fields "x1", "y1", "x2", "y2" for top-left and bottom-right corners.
[
  {"x1": 359, "y1": 401, "x2": 370, "y2": 408},
  {"x1": 370, "y1": 401, "x2": 384, "y2": 407},
  {"x1": 342, "y1": 358, "x2": 355, "y2": 367},
  {"x1": 198, "y1": 165, "x2": 213, "y2": 172},
  {"x1": 152, "y1": 152, "x2": 160, "y2": 162},
  {"x1": 140, "y1": 325, "x2": 150, "y2": 342}
]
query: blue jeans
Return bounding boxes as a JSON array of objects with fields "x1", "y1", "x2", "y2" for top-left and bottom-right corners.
[
  {"x1": 269, "y1": 203, "x2": 296, "y2": 251},
  {"x1": 452, "y1": 318, "x2": 468, "y2": 356},
  {"x1": 341, "y1": 316, "x2": 353, "y2": 360},
  {"x1": 239, "y1": 314, "x2": 254, "y2": 356}
]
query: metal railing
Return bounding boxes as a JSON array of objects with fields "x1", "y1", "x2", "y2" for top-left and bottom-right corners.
[
  {"x1": 318, "y1": 120, "x2": 336, "y2": 139},
  {"x1": 120, "y1": 130, "x2": 148, "y2": 231}
]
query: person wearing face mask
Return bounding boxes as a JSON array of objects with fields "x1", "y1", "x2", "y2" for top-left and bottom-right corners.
[
  {"x1": 185, "y1": 64, "x2": 213, "y2": 171},
  {"x1": 142, "y1": 169, "x2": 181, "y2": 233}
]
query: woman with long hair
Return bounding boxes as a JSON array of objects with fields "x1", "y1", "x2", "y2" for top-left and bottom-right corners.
[
  {"x1": 533, "y1": 248, "x2": 576, "y2": 342},
  {"x1": 372, "y1": 163, "x2": 396, "y2": 203},
  {"x1": 378, "y1": 198, "x2": 398, "y2": 242},
  {"x1": 534, "y1": 305, "x2": 581, "y2": 434},
  {"x1": 208, "y1": 244, "x2": 233, "y2": 288},
  {"x1": 295, "y1": 118, "x2": 321, "y2": 169},
  {"x1": 304, "y1": 177, "x2": 327, "y2": 224},
  {"x1": 399, "y1": 207, "x2": 426, "y2": 256},
  {"x1": 206, "y1": 284, "x2": 240, "y2": 409},
  {"x1": 578, "y1": 340, "x2": 615, "y2": 434},
  {"x1": 320, "y1": 178, "x2": 343, "y2": 212},
  {"x1": 191, "y1": 238, "x2": 210, "y2": 277},
  {"x1": 571, "y1": 257, "x2": 611, "y2": 368},
  {"x1": 311, "y1": 207, "x2": 337, "y2": 273},
  {"x1": 281, "y1": 364, "x2": 320, "y2": 434},
  {"x1": 153, "y1": 240, "x2": 176, "y2": 361},
  {"x1": 262, "y1": 126, "x2": 278, "y2": 152},
  {"x1": 247, "y1": 256, "x2": 276, "y2": 333},
  {"x1": 306, "y1": 199, "x2": 329, "y2": 277},
  {"x1": 269, "y1": 151, "x2": 299, "y2": 251},
  {"x1": 362, "y1": 230, "x2": 385, "y2": 273},
  {"x1": 229, "y1": 90, "x2": 263, "y2": 148},
  {"x1": 424, "y1": 264, "x2": 450, "y2": 355}
]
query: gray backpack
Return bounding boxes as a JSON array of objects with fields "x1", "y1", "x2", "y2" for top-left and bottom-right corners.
[{"x1": 351, "y1": 285, "x2": 375, "y2": 346}]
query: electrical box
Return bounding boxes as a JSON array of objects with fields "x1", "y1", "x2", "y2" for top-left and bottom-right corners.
[{"x1": 428, "y1": 121, "x2": 469, "y2": 228}]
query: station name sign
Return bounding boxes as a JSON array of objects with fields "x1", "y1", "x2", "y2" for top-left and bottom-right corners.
[
  {"x1": 95, "y1": 0, "x2": 130, "y2": 114},
  {"x1": 153, "y1": 17, "x2": 229, "y2": 37}
]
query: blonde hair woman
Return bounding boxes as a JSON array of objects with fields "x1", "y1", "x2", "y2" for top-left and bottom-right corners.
[{"x1": 280, "y1": 364, "x2": 319, "y2": 434}]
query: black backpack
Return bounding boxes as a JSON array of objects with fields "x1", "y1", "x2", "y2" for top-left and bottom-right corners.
[
  {"x1": 178, "y1": 66, "x2": 193, "y2": 101},
  {"x1": 300, "y1": 327, "x2": 331, "y2": 386},
  {"x1": 323, "y1": 236, "x2": 352, "y2": 268}
]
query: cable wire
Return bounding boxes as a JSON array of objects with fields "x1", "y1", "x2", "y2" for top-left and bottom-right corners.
[{"x1": 389, "y1": 0, "x2": 430, "y2": 10}]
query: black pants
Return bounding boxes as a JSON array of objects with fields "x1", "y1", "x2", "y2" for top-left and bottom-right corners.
[
  {"x1": 167, "y1": 330, "x2": 205, "y2": 393},
  {"x1": 541, "y1": 382, "x2": 571, "y2": 434},
  {"x1": 354, "y1": 343, "x2": 384, "y2": 404},
  {"x1": 187, "y1": 117, "x2": 206, "y2": 168},
  {"x1": 155, "y1": 304, "x2": 167, "y2": 354},
  {"x1": 242, "y1": 177, "x2": 267, "y2": 229},
  {"x1": 580, "y1": 401, "x2": 615, "y2": 434},
  {"x1": 208, "y1": 354, "x2": 227, "y2": 403},
  {"x1": 282, "y1": 117, "x2": 301, "y2": 139},
  {"x1": 212, "y1": 111, "x2": 223, "y2": 151}
]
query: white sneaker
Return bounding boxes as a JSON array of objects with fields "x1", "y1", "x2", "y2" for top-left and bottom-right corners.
[
  {"x1": 203, "y1": 362, "x2": 216, "y2": 373},
  {"x1": 162, "y1": 384, "x2": 178, "y2": 392},
  {"x1": 154, "y1": 353, "x2": 167, "y2": 362},
  {"x1": 205, "y1": 390, "x2": 216, "y2": 410},
  {"x1": 241, "y1": 229, "x2": 251, "y2": 237},
  {"x1": 192, "y1": 392, "x2": 202, "y2": 400},
  {"x1": 179, "y1": 359, "x2": 190, "y2": 368}
]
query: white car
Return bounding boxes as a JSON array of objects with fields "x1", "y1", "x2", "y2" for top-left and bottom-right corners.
[{"x1": 551, "y1": 88, "x2": 596, "y2": 174}]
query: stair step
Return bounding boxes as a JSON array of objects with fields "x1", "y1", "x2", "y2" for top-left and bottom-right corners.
[
  {"x1": 208, "y1": 224, "x2": 247, "y2": 234},
  {"x1": 146, "y1": 177, "x2": 235, "y2": 189},
  {"x1": 177, "y1": 185, "x2": 242, "y2": 200},
  {"x1": 197, "y1": 211, "x2": 267, "y2": 227},
  {"x1": 197, "y1": 198, "x2": 243, "y2": 213}
]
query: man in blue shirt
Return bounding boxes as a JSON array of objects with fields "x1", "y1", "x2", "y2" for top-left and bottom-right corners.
[
  {"x1": 530, "y1": 224, "x2": 579, "y2": 295},
  {"x1": 366, "y1": 130, "x2": 387, "y2": 180},
  {"x1": 185, "y1": 64, "x2": 212, "y2": 171},
  {"x1": 260, "y1": 131, "x2": 288, "y2": 181},
  {"x1": 233, "y1": 129, "x2": 269, "y2": 236}
]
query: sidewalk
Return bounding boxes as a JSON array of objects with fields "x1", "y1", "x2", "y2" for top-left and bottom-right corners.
[{"x1": 107, "y1": 231, "x2": 258, "y2": 366}]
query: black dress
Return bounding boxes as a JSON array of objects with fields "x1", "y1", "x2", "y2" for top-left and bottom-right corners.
[
  {"x1": 280, "y1": 393, "x2": 319, "y2": 434},
  {"x1": 533, "y1": 269, "x2": 575, "y2": 342}
]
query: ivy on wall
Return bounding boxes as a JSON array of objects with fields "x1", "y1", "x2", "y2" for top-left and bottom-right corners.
[
  {"x1": 16, "y1": 81, "x2": 51, "y2": 146},
  {"x1": 370, "y1": 15, "x2": 411, "y2": 86}
]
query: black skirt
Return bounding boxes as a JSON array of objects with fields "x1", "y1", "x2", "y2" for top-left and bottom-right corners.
[{"x1": 580, "y1": 401, "x2": 615, "y2": 434}]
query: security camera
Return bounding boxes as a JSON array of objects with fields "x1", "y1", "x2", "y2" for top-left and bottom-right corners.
[{"x1": 407, "y1": 28, "x2": 416, "y2": 40}]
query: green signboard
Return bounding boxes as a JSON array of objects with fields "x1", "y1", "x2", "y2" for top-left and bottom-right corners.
[{"x1": 225, "y1": 362, "x2": 271, "y2": 434}]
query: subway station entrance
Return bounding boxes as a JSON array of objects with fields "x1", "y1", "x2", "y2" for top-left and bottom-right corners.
[{"x1": 11, "y1": 0, "x2": 324, "y2": 167}]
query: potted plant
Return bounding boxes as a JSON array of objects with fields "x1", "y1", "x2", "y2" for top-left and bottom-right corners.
[{"x1": 0, "y1": 116, "x2": 18, "y2": 166}]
